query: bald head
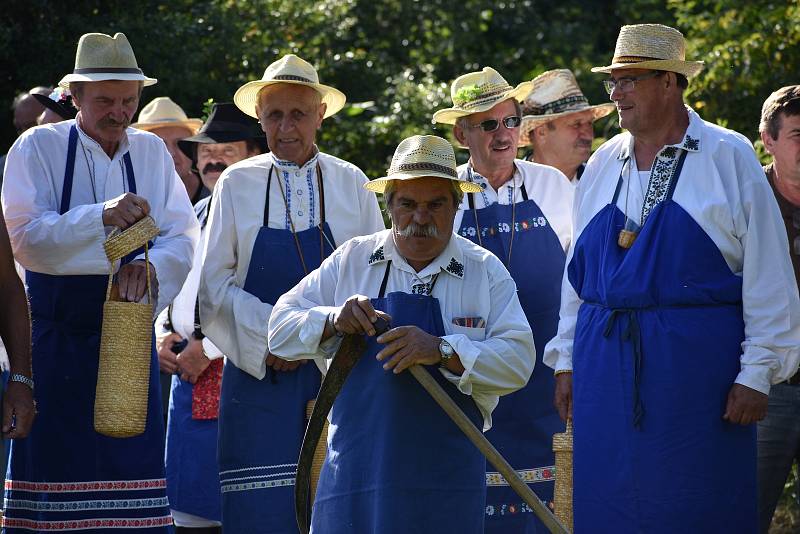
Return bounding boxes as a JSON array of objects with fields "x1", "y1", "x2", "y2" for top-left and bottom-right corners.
[{"x1": 13, "y1": 93, "x2": 46, "y2": 135}]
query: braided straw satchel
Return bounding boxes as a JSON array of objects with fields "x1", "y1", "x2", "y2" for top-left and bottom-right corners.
[
  {"x1": 94, "y1": 216, "x2": 159, "y2": 438},
  {"x1": 552, "y1": 419, "x2": 574, "y2": 532}
]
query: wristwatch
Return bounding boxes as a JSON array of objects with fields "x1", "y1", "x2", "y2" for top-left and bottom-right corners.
[
  {"x1": 327, "y1": 312, "x2": 344, "y2": 338},
  {"x1": 9, "y1": 373, "x2": 34, "y2": 391},
  {"x1": 438, "y1": 339, "x2": 455, "y2": 368}
]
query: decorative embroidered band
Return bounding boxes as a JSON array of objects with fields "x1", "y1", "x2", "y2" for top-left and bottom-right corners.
[
  {"x1": 273, "y1": 74, "x2": 314, "y2": 83},
  {"x1": 458, "y1": 87, "x2": 512, "y2": 109},
  {"x1": 73, "y1": 67, "x2": 145, "y2": 75},
  {"x1": 486, "y1": 466, "x2": 556, "y2": 486},
  {"x1": 524, "y1": 95, "x2": 589, "y2": 116},
  {"x1": 393, "y1": 162, "x2": 458, "y2": 177}
]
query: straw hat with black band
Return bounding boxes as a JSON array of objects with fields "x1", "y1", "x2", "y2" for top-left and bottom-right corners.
[
  {"x1": 233, "y1": 54, "x2": 346, "y2": 119},
  {"x1": 32, "y1": 87, "x2": 77, "y2": 121},
  {"x1": 590, "y1": 23, "x2": 704, "y2": 78},
  {"x1": 519, "y1": 69, "x2": 615, "y2": 147},
  {"x1": 131, "y1": 97, "x2": 202, "y2": 133},
  {"x1": 59, "y1": 32, "x2": 157, "y2": 88},
  {"x1": 432, "y1": 67, "x2": 532, "y2": 125},
  {"x1": 177, "y1": 102, "x2": 266, "y2": 162},
  {"x1": 364, "y1": 135, "x2": 482, "y2": 195}
]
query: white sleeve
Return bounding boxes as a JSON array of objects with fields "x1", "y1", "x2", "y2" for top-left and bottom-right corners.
[
  {"x1": 440, "y1": 272, "x2": 535, "y2": 400},
  {"x1": 268, "y1": 246, "x2": 345, "y2": 361},
  {"x1": 135, "y1": 147, "x2": 199, "y2": 315},
  {"x1": 735, "y1": 149, "x2": 800, "y2": 393},
  {"x1": 199, "y1": 177, "x2": 272, "y2": 379},
  {"x1": 1, "y1": 133, "x2": 108, "y2": 274}
]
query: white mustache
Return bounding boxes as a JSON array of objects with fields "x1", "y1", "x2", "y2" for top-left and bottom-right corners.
[{"x1": 396, "y1": 222, "x2": 438, "y2": 238}]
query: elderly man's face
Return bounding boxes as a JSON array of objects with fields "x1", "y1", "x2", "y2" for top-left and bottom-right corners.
[
  {"x1": 608, "y1": 68, "x2": 666, "y2": 135},
  {"x1": 534, "y1": 110, "x2": 595, "y2": 175},
  {"x1": 73, "y1": 80, "x2": 140, "y2": 152},
  {"x1": 455, "y1": 98, "x2": 520, "y2": 176},
  {"x1": 13, "y1": 94, "x2": 45, "y2": 135},
  {"x1": 196, "y1": 141, "x2": 254, "y2": 190},
  {"x1": 256, "y1": 84, "x2": 325, "y2": 166},
  {"x1": 151, "y1": 125, "x2": 196, "y2": 191},
  {"x1": 388, "y1": 177, "x2": 458, "y2": 268}
]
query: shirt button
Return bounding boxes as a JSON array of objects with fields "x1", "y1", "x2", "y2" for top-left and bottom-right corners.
[
  {"x1": 295, "y1": 171, "x2": 301, "y2": 177},
  {"x1": 297, "y1": 189, "x2": 303, "y2": 195},
  {"x1": 298, "y1": 211, "x2": 304, "y2": 216}
]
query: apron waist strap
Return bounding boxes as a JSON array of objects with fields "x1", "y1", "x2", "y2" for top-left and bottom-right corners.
[{"x1": 602, "y1": 309, "x2": 644, "y2": 429}]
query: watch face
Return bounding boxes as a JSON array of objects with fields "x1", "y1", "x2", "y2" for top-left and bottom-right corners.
[{"x1": 440, "y1": 340, "x2": 454, "y2": 357}]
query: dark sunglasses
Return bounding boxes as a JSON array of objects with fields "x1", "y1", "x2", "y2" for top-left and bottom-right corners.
[{"x1": 467, "y1": 115, "x2": 521, "y2": 132}]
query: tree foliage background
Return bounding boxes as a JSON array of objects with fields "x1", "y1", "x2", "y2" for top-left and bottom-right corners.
[{"x1": 2, "y1": 0, "x2": 798, "y2": 176}]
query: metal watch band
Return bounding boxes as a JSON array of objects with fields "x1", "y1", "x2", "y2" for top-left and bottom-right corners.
[{"x1": 9, "y1": 373, "x2": 34, "y2": 390}]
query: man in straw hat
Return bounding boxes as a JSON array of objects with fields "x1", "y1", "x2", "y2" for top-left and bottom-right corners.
[
  {"x1": 269, "y1": 134, "x2": 535, "y2": 534},
  {"x1": 520, "y1": 69, "x2": 615, "y2": 183},
  {"x1": 544, "y1": 23, "x2": 800, "y2": 532},
  {"x1": 199, "y1": 53, "x2": 383, "y2": 532},
  {"x1": 1, "y1": 32, "x2": 199, "y2": 531},
  {"x1": 154, "y1": 102, "x2": 264, "y2": 533},
  {"x1": 133, "y1": 96, "x2": 205, "y2": 203},
  {"x1": 757, "y1": 85, "x2": 800, "y2": 534},
  {"x1": 433, "y1": 66, "x2": 573, "y2": 533}
]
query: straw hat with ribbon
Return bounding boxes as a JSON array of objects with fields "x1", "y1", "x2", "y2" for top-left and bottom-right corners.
[
  {"x1": 131, "y1": 97, "x2": 202, "y2": 133},
  {"x1": 32, "y1": 87, "x2": 77, "y2": 121},
  {"x1": 519, "y1": 69, "x2": 615, "y2": 146},
  {"x1": 590, "y1": 24, "x2": 704, "y2": 78},
  {"x1": 364, "y1": 135, "x2": 482, "y2": 194},
  {"x1": 59, "y1": 32, "x2": 157, "y2": 88},
  {"x1": 432, "y1": 67, "x2": 532, "y2": 125},
  {"x1": 233, "y1": 54, "x2": 346, "y2": 119}
]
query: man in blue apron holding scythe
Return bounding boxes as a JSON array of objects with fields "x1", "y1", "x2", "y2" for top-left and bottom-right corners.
[
  {"x1": 1, "y1": 32, "x2": 199, "y2": 531},
  {"x1": 269, "y1": 134, "x2": 536, "y2": 534},
  {"x1": 199, "y1": 54, "x2": 384, "y2": 533},
  {"x1": 544, "y1": 24, "x2": 800, "y2": 533},
  {"x1": 432, "y1": 66, "x2": 574, "y2": 533}
]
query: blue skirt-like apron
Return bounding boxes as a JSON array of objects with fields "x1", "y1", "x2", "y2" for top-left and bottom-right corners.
[
  {"x1": 311, "y1": 263, "x2": 486, "y2": 533},
  {"x1": 217, "y1": 165, "x2": 334, "y2": 533},
  {"x1": 457, "y1": 180, "x2": 564, "y2": 533},
  {"x1": 3, "y1": 125, "x2": 171, "y2": 532},
  {"x1": 569, "y1": 151, "x2": 756, "y2": 533}
]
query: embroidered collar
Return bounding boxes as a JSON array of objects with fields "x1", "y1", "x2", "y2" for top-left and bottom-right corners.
[
  {"x1": 617, "y1": 106, "x2": 702, "y2": 161},
  {"x1": 367, "y1": 230, "x2": 465, "y2": 279},
  {"x1": 465, "y1": 160, "x2": 522, "y2": 193},
  {"x1": 269, "y1": 147, "x2": 320, "y2": 172}
]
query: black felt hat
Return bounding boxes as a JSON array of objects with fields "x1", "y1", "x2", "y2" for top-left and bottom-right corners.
[{"x1": 178, "y1": 102, "x2": 266, "y2": 159}]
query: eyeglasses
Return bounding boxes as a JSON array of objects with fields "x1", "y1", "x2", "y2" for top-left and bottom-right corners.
[
  {"x1": 467, "y1": 115, "x2": 521, "y2": 132},
  {"x1": 603, "y1": 71, "x2": 663, "y2": 95}
]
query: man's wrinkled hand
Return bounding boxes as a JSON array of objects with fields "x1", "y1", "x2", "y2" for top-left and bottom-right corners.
[
  {"x1": 3, "y1": 382, "x2": 35, "y2": 439},
  {"x1": 333, "y1": 295, "x2": 385, "y2": 336},
  {"x1": 177, "y1": 339, "x2": 210, "y2": 384},
  {"x1": 375, "y1": 326, "x2": 441, "y2": 374},
  {"x1": 265, "y1": 352, "x2": 307, "y2": 372},
  {"x1": 554, "y1": 372, "x2": 573, "y2": 423},
  {"x1": 116, "y1": 260, "x2": 158, "y2": 303},
  {"x1": 102, "y1": 193, "x2": 150, "y2": 230},
  {"x1": 157, "y1": 332, "x2": 182, "y2": 374},
  {"x1": 723, "y1": 383, "x2": 768, "y2": 425}
]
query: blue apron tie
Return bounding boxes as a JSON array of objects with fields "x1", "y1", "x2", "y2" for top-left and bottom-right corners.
[{"x1": 603, "y1": 309, "x2": 645, "y2": 429}]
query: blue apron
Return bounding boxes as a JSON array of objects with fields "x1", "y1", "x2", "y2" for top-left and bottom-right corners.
[
  {"x1": 311, "y1": 262, "x2": 486, "y2": 533},
  {"x1": 569, "y1": 151, "x2": 755, "y2": 533},
  {"x1": 217, "y1": 165, "x2": 334, "y2": 533},
  {"x1": 457, "y1": 180, "x2": 564, "y2": 533},
  {"x1": 3, "y1": 125, "x2": 171, "y2": 532},
  {"x1": 164, "y1": 196, "x2": 221, "y2": 524}
]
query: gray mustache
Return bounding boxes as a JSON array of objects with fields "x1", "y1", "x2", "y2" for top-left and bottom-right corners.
[{"x1": 396, "y1": 222, "x2": 439, "y2": 238}]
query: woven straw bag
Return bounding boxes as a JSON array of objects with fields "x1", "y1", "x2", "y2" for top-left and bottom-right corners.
[
  {"x1": 94, "y1": 216, "x2": 159, "y2": 438},
  {"x1": 552, "y1": 419, "x2": 574, "y2": 532}
]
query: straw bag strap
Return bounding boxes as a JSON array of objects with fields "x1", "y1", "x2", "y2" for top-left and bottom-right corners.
[{"x1": 105, "y1": 232, "x2": 153, "y2": 304}]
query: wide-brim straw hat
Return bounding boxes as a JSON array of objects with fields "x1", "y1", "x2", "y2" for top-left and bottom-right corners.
[
  {"x1": 59, "y1": 32, "x2": 157, "y2": 87},
  {"x1": 432, "y1": 67, "x2": 532, "y2": 125},
  {"x1": 177, "y1": 102, "x2": 266, "y2": 160},
  {"x1": 131, "y1": 97, "x2": 202, "y2": 133},
  {"x1": 591, "y1": 24, "x2": 704, "y2": 78},
  {"x1": 519, "y1": 69, "x2": 616, "y2": 146},
  {"x1": 364, "y1": 135, "x2": 482, "y2": 194},
  {"x1": 233, "y1": 54, "x2": 346, "y2": 119}
]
